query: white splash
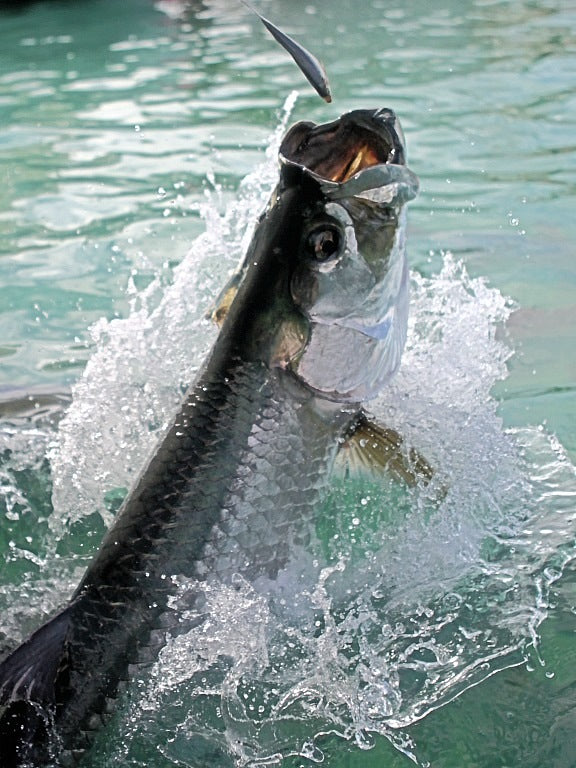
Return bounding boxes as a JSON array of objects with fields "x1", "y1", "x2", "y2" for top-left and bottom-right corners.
[{"x1": 50, "y1": 92, "x2": 299, "y2": 536}]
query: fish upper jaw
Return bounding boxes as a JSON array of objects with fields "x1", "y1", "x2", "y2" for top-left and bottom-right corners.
[
  {"x1": 278, "y1": 107, "x2": 408, "y2": 183},
  {"x1": 278, "y1": 108, "x2": 418, "y2": 209}
]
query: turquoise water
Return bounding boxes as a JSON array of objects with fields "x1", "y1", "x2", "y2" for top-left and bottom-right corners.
[{"x1": 1, "y1": 0, "x2": 575, "y2": 766}]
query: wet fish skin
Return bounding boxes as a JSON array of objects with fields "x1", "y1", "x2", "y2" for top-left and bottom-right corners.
[{"x1": 0, "y1": 108, "x2": 417, "y2": 766}]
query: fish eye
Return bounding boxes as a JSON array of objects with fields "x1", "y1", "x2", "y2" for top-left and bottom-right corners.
[{"x1": 306, "y1": 224, "x2": 342, "y2": 263}]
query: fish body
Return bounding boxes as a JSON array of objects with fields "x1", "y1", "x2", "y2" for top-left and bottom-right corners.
[{"x1": 0, "y1": 108, "x2": 418, "y2": 766}]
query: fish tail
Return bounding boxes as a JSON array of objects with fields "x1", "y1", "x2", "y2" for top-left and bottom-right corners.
[{"x1": 0, "y1": 607, "x2": 73, "y2": 766}]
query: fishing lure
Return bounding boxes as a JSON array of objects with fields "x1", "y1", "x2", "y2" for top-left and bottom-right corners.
[{"x1": 241, "y1": 0, "x2": 332, "y2": 102}]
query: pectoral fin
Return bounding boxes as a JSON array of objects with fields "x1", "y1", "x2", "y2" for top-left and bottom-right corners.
[
  {"x1": 336, "y1": 412, "x2": 434, "y2": 486},
  {"x1": 206, "y1": 272, "x2": 242, "y2": 326}
]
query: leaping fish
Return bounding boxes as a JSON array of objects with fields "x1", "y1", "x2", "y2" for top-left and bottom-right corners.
[{"x1": 0, "y1": 103, "x2": 426, "y2": 768}]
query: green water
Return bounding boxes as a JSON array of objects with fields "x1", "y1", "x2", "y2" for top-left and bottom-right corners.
[{"x1": 1, "y1": 0, "x2": 576, "y2": 766}]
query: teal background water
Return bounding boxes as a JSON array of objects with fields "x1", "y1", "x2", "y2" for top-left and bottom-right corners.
[{"x1": 1, "y1": 0, "x2": 575, "y2": 766}]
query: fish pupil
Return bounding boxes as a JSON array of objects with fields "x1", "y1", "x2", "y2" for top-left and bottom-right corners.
[{"x1": 308, "y1": 227, "x2": 340, "y2": 261}]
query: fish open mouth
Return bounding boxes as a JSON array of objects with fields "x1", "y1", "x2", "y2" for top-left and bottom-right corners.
[{"x1": 279, "y1": 108, "x2": 405, "y2": 184}]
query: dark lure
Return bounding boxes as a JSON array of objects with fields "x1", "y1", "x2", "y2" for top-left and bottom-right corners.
[
  {"x1": 241, "y1": 0, "x2": 332, "y2": 102},
  {"x1": 0, "y1": 107, "x2": 422, "y2": 766}
]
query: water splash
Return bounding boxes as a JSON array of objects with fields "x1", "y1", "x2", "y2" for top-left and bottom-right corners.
[
  {"x1": 0, "y1": 402, "x2": 81, "y2": 646},
  {"x1": 50, "y1": 92, "x2": 299, "y2": 536}
]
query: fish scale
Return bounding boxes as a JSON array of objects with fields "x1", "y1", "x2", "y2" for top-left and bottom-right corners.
[{"x1": 52, "y1": 362, "x2": 347, "y2": 764}]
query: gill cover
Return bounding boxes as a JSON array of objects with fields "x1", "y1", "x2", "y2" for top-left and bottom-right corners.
[{"x1": 279, "y1": 108, "x2": 419, "y2": 403}]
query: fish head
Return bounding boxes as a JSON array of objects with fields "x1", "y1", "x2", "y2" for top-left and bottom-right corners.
[{"x1": 277, "y1": 108, "x2": 419, "y2": 403}]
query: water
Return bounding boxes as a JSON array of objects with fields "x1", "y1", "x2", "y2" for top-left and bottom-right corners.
[{"x1": 1, "y1": 0, "x2": 575, "y2": 766}]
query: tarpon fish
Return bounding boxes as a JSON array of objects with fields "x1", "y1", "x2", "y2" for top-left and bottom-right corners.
[{"x1": 0, "y1": 107, "x2": 422, "y2": 766}]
